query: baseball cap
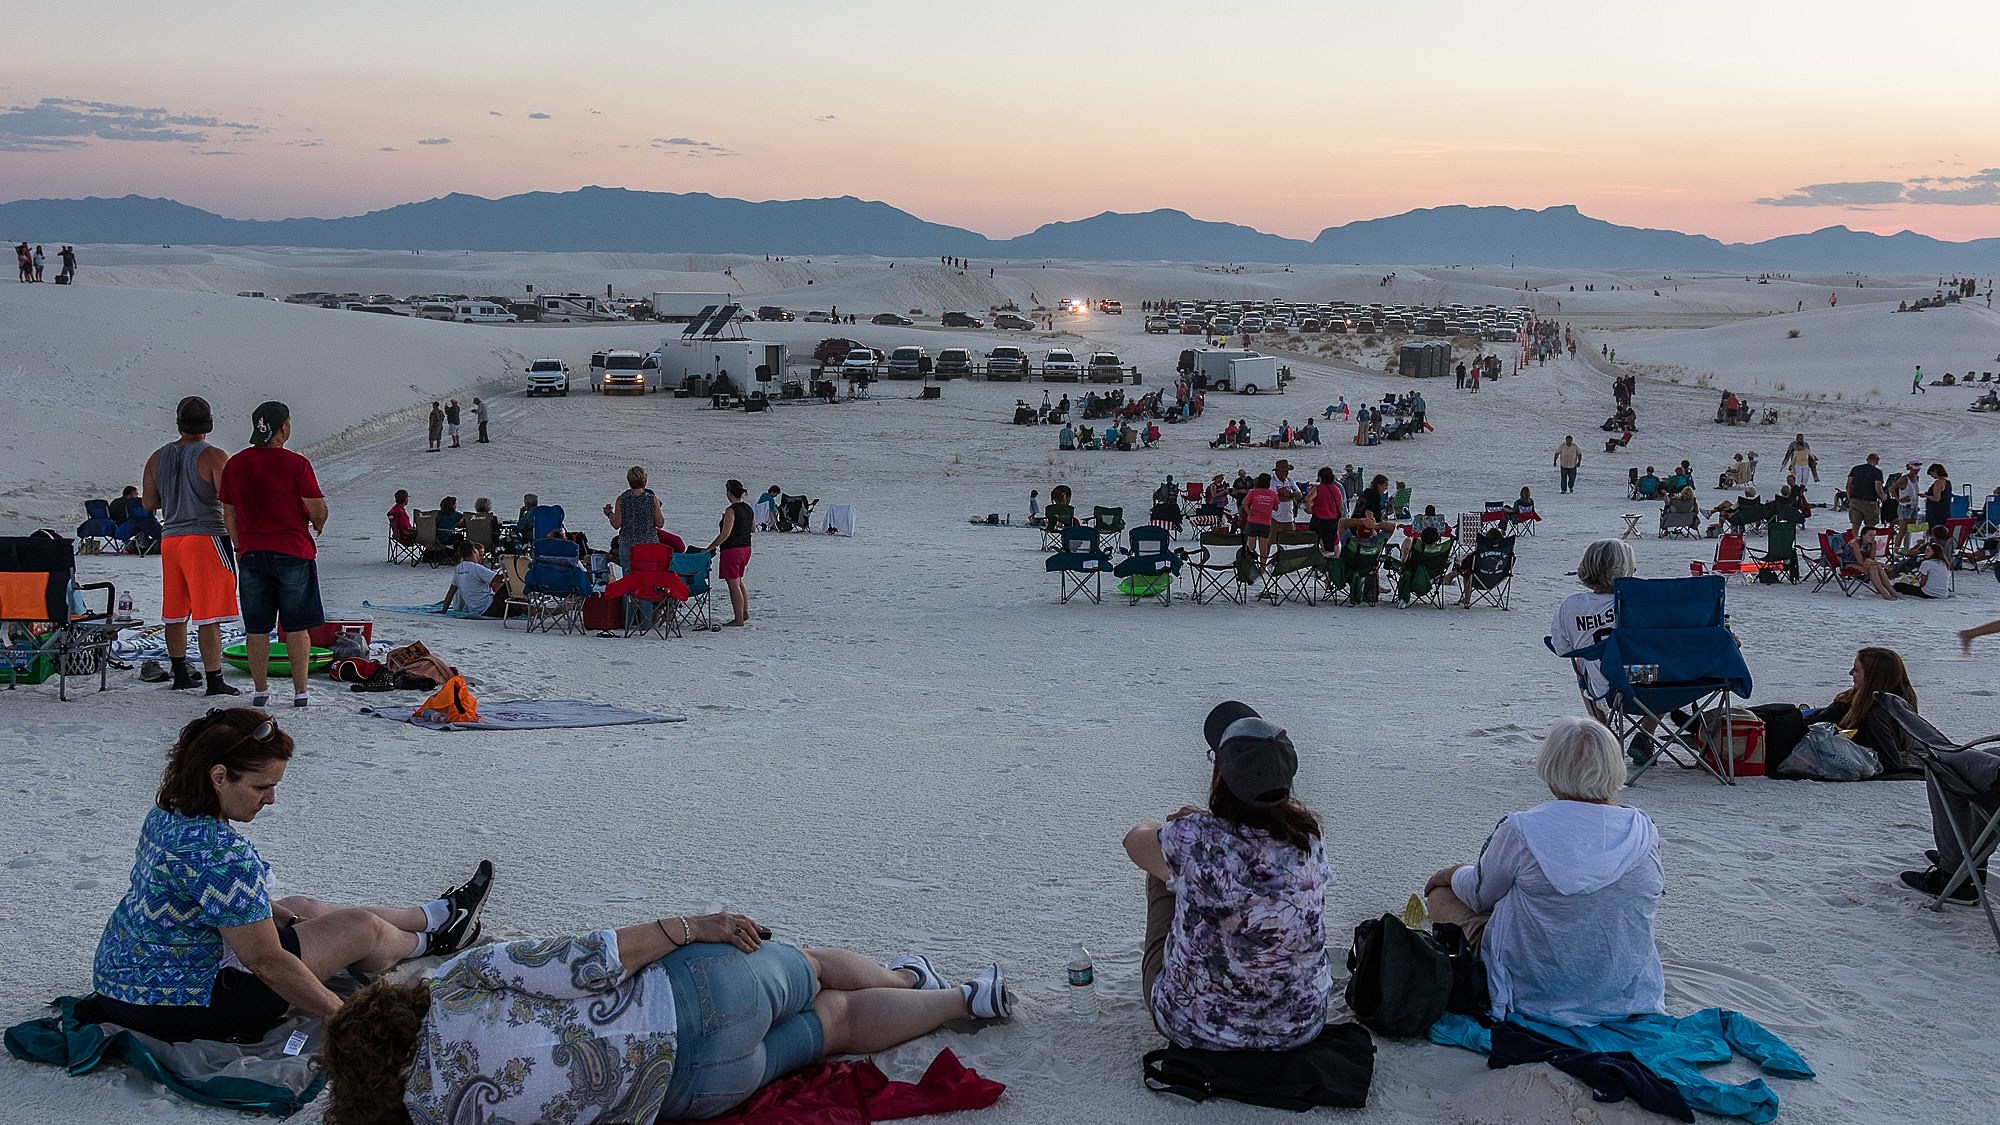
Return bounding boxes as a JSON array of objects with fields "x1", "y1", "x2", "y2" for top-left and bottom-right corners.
[
  {"x1": 248, "y1": 401, "x2": 290, "y2": 447},
  {"x1": 175, "y1": 396, "x2": 213, "y2": 435},
  {"x1": 1203, "y1": 701, "x2": 1298, "y2": 808}
]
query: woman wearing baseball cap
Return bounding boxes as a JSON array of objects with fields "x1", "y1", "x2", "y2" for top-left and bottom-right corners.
[{"x1": 1122, "y1": 702, "x2": 1333, "y2": 1050}]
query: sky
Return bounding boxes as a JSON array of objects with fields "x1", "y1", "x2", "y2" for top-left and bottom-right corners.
[{"x1": 4, "y1": 0, "x2": 1999, "y2": 244}]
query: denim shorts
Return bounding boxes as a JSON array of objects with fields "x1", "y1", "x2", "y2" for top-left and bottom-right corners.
[
  {"x1": 236, "y1": 551, "x2": 325, "y2": 634},
  {"x1": 658, "y1": 941, "x2": 822, "y2": 1120}
]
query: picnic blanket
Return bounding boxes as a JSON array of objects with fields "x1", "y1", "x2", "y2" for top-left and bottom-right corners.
[
  {"x1": 363, "y1": 699, "x2": 686, "y2": 731},
  {"x1": 713, "y1": 1049, "x2": 1003, "y2": 1124},
  {"x1": 6, "y1": 989, "x2": 354, "y2": 1117},
  {"x1": 361, "y1": 599, "x2": 486, "y2": 620},
  {"x1": 110, "y1": 622, "x2": 248, "y2": 661}
]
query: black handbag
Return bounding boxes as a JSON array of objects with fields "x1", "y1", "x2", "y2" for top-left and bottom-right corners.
[{"x1": 1345, "y1": 914, "x2": 1486, "y2": 1038}]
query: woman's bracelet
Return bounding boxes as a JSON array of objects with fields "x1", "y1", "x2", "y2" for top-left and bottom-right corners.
[{"x1": 680, "y1": 916, "x2": 693, "y2": 945}]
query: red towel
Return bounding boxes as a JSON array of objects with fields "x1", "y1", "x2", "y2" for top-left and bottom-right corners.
[{"x1": 710, "y1": 1049, "x2": 1003, "y2": 1125}]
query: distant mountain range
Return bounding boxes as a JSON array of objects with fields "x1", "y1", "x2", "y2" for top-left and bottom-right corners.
[{"x1": 4, "y1": 188, "x2": 1998, "y2": 271}]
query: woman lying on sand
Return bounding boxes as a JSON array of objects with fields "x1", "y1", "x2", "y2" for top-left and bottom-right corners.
[
  {"x1": 321, "y1": 915, "x2": 1010, "y2": 1123},
  {"x1": 87, "y1": 709, "x2": 494, "y2": 1043}
]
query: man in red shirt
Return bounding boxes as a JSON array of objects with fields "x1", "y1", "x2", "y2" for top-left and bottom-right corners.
[{"x1": 218, "y1": 401, "x2": 329, "y2": 707}]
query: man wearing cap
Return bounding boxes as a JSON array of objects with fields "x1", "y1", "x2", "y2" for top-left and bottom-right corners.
[
  {"x1": 140, "y1": 397, "x2": 240, "y2": 695},
  {"x1": 1122, "y1": 702, "x2": 1332, "y2": 1051},
  {"x1": 1270, "y1": 460, "x2": 1302, "y2": 533},
  {"x1": 1844, "y1": 452, "x2": 1884, "y2": 532},
  {"x1": 218, "y1": 402, "x2": 328, "y2": 707}
]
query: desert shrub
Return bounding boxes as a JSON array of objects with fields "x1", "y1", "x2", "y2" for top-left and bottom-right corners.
[{"x1": 1787, "y1": 329, "x2": 1801, "y2": 339}]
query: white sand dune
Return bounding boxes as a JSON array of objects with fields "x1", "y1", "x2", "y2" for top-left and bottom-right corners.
[{"x1": 1, "y1": 251, "x2": 1996, "y2": 1124}]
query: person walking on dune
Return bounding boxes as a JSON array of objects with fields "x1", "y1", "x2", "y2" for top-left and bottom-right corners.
[
  {"x1": 1553, "y1": 436, "x2": 1583, "y2": 494},
  {"x1": 1911, "y1": 365, "x2": 1925, "y2": 395},
  {"x1": 426, "y1": 402, "x2": 443, "y2": 453},
  {"x1": 142, "y1": 396, "x2": 240, "y2": 696},
  {"x1": 218, "y1": 401, "x2": 328, "y2": 708}
]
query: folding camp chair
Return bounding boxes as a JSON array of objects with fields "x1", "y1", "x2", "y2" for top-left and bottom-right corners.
[
  {"x1": 1480, "y1": 501, "x2": 1509, "y2": 532},
  {"x1": 1810, "y1": 530, "x2": 1867, "y2": 596},
  {"x1": 1455, "y1": 512, "x2": 1483, "y2": 550},
  {"x1": 1627, "y1": 468, "x2": 1643, "y2": 501},
  {"x1": 671, "y1": 551, "x2": 714, "y2": 631},
  {"x1": 461, "y1": 514, "x2": 500, "y2": 557},
  {"x1": 1089, "y1": 506, "x2": 1127, "y2": 554},
  {"x1": 1328, "y1": 534, "x2": 1386, "y2": 606},
  {"x1": 412, "y1": 511, "x2": 451, "y2": 568},
  {"x1": 1113, "y1": 526, "x2": 1181, "y2": 606},
  {"x1": 1180, "y1": 532, "x2": 1249, "y2": 605},
  {"x1": 497, "y1": 556, "x2": 532, "y2": 627},
  {"x1": 513, "y1": 537, "x2": 592, "y2": 634},
  {"x1": 1, "y1": 535, "x2": 116, "y2": 700},
  {"x1": 1511, "y1": 499, "x2": 1541, "y2": 535},
  {"x1": 1711, "y1": 532, "x2": 1752, "y2": 579},
  {"x1": 1392, "y1": 537, "x2": 1454, "y2": 606},
  {"x1": 1463, "y1": 534, "x2": 1518, "y2": 609},
  {"x1": 1874, "y1": 693, "x2": 2000, "y2": 949},
  {"x1": 1262, "y1": 530, "x2": 1322, "y2": 606},
  {"x1": 1046, "y1": 524, "x2": 1110, "y2": 604},
  {"x1": 1390, "y1": 485, "x2": 1412, "y2": 519},
  {"x1": 1749, "y1": 519, "x2": 1800, "y2": 582},
  {"x1": 1659, "y1": 496, "x2": 1702, "y2": 539},
  {"x1": 387, "y1": 516, "x2": 423, "y2": 566},
  {"x1": 1553, "y1": 575, "x2": 1753, "y2": 786},
  {"x1": 115, "y1": 508, "x2": 162, "y2": 557},
  {"x1": 1972, "y1": 495, "x2": 2000, "y2": 542},
  {"x1": 530, "y1": 504, "x2": 566, "y2": 541},
  {"x1": 1040, "y1": 503, "x2": 1077, "y2": 552},
  {"x1": 777, "y1": 495, "x2": 817, "y2": 532},
  {"x1": 604, "y1": 543, "x2": 687, "y2": 638},
  {"x1": 74, "y1": 500, "x2": 122, "y2": 555}
]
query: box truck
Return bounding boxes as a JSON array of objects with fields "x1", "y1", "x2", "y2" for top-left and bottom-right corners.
[
  {"x1": 1181, "y1": 349, "x2": 1282, "y2": 394},
  {"x1": 650, "y1": 292, "x2": 732, "y2": 322}
]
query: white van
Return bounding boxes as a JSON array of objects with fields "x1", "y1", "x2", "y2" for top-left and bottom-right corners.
[
  {"x1": 452, "y1": 300, "x2": 515, "y2": 324},
  {"x1": 590, "y1": 349, "x2": 658, "y2": 394}
]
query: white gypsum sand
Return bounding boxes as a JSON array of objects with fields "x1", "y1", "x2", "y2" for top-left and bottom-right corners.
[{"x1": 0, "y1": 251, "x2": 1996, "y2": 1124}]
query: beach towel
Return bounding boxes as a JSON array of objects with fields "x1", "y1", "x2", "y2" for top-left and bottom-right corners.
[
  {"x1": 363, "y1": 699, "x2": 686, "y2": 731},
  {"x1": 361, "y1": 599, "x2": 485, "y2": 620},
  {"x1": 110, "y1": 623, "x2": 248, "y2": 661},
  {"x1": 711, "y1": 1049, "x2": 1003, "y2": 1124},
  {"x1": 6, "y1": 995, "x2": 332, "y2": 1117}
]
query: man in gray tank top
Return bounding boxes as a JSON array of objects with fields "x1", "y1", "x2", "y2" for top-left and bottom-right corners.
[{"x1": 140, "y1": 396, "x2": 240, "y2": 694}]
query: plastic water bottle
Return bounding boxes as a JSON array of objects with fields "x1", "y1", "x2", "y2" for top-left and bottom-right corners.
[
  {"x1": 117, "y1": 590, "x2": 134, "y2": 617},
  {"x1": 1067, "y1": 944, "x2": 1098, "y2": 1021}
]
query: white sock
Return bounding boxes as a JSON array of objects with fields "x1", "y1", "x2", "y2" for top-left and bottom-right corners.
[
  {"x1": 422, "y1": 899, "x2": 451, "y2": 931},
  {"x1": 409, "y1": 931, "x2": 430, "y2": 958}
]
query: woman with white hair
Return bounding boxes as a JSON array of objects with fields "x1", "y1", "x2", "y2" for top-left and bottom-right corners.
[
  {"x1": 1550, "y1": 539, "x2": 1636, "y2": 718},
  {"x1": 1423, "y1": 717, "x2": 1665, "y2": 1026}
]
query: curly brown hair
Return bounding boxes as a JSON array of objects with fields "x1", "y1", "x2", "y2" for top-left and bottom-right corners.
[
  {"x1": 157, "y1": 708, "x2": 295, "y2": 818},
  {"x1": 320, "y1": 979, "x2": 430, "y2": 1125}
]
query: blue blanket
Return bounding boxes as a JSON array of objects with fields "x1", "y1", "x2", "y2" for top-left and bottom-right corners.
[
  {"x1": 363, "y1": 699, "x2": 686, "y2": 731},
  {"x1": 1431, "y1": 1008, "x2": 1812, "y2": 1123},
  {"x1": 361, "y1": 599, "x2": 486, "y2": 620}
]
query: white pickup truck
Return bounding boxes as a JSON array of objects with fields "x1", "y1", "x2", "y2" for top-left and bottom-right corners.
[{"x1": 525, "y1": 358, "x2": 571, "y2": 396}]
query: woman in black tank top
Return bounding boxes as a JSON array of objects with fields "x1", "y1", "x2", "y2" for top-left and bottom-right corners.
[{"x1": 704, "y1": 480, "x2": 757, "y2": 626}]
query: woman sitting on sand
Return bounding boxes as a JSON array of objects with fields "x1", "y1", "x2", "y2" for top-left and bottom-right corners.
[
  {"x1": 1424, "y1": 717, "x2": 1665, "y2": 1026},
  {"x1": 87, "y1": 709, "x2": 493, "y2": 1043},
  {"x1": 321, "y1": 914, "x2": 1011, "y2": 1123},
  {"x1": 1122, "y1": 702, "x2": 1332, "y2": 1050},
  {"x1": 1764, "y1": 647, "x2": 1922, "y2": 780}
]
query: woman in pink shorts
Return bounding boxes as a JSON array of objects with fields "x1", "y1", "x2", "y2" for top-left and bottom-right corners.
[{"x1": 705, "y1": 479, "x2": 757, "y2": 627}]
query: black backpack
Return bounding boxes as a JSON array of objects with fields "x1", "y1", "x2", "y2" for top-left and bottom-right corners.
[
  {"x1": 1142, "y1": 1022, "x2": 1375, "y2": 1111},
  {"x1": 1344, "y1": 914, "x2": 1487, "y2": 1038}
]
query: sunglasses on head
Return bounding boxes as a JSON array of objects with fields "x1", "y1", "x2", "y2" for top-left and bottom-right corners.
[{"x1": 206, "y1": 708, "x2": 279, "y2": 755}]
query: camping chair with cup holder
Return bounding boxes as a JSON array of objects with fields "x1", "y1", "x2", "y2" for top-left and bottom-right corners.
[
  {"x1": 1327, "y1": 534, "x2": 1387, "y2": 606},
  {"x1": 603, "y1": 543, "x2": 688, "y2": 639},
  {"x1": 1551, "y1": 575, "x2": 1753, "y2": 786},
  {"x1": 1510, "y1": 498, "x2": 1541, "y2": 535},
  {"x1": 1810, "y1": 530, "x2": 1868, "y2": 596},
  {"x1": 1179, "y1": 531, "x2": 1250, "y2": 606},
  {"x1": 512, "y1": 537, "x2": 592, "y2": 634},
  {"x1": 412, "y1": 511, "x2": 452, "y2": 569},
  {"x1": 74, "y1": 500, "x2": 123, "y2": 556},
  {"x1": 1113, "y1": 525, "x2": 1181, "y2": 606},
  {"x1": 1088, "y1": 506, "x2": 1127, "y2": 554},
  {"x1": 1262, "y1": 530, "x2": 1323, "y2": 607},
  {"x1": 1, "y1": 535, "x2": 116, "y2": 701},
  {"x1": 115, "y1": 508, "x2": 162, "y2": 557},
  {"x1": 460, "y1": 514, "x2": 500, "y2": 557},
  {"x1": 1046, "y1": 524, "x2": 1111, "y2": 605},
  {"x1": 1659, "y1": 495, "x2": 1703, "y2": 539},
  {"x1": 387, "y1": 516, "x2": 423, "y2": 566},
  {"x1": 1391, "y1": 535, "x2": 1455, "y2": 606},
  {"x1": 1874, "y1": 693, "x2": 2000, "y2": 951},
  {"x1": 1750, "y1": 518, "x2": 1801, "y2": 582},
  {"x1": 670, "y1": 551, "x2": 715, "y2": 632},
  {"x1": 1040, "y1": 503, "x2": 1077, "y2": 552},
  {"x1": 1461, "y1": 533, "x2": 1518, "y2": 609}
]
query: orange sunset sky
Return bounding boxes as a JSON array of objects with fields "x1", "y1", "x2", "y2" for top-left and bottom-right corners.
[{"x1": 5, "y1": 1, "x2": 1998, "y2": 244}]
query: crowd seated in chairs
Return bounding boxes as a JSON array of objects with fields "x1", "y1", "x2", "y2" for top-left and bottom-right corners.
[
  {"x1": 1601, "y1": 405, "x2": 1637, "y2": 433},
  {"x1": 1714, "y1": 390, "x2": 1754, "y2": 426},
  {"x1": 1628, "y1": 467, "x2": 1662, "y2": 501}
]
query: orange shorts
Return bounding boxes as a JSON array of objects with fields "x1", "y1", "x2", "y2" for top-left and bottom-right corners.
[{"x1": 161, "y1": 535, "x2": 239, "y2": 626}]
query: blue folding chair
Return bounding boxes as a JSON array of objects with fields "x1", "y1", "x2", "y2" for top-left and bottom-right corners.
[
  {"x1": 671, "y1": 551, "x2": 714, "y2": 631},
  {"x1": 1112, "y1": 525, "x2": 1181, "y2": 606},
  {"x1": 116, "y1": 509, "x2": 163, "y2": 557},
  {"x1": 1046, "y1": 524, "x2": 1110, "y2": 604},
  {"x1": 511, "y1": 536, "x2": 591, "y2": 634},
  {"x1": 1550, "y1": 575, "x2": 1753, "y2": 785},
  {"x1": 531, "y1": 504, "x2": 566, "y2": 541},
  {"x1": 74, "y1": 500, "x2": 121, "y2": 555}
]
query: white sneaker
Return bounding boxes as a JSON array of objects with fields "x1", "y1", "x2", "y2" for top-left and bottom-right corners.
[
  {"x1": 885, "y1": 954, "x2": 948, "y2": 990},
  {"x1": 292, "y1": 692, "x2": 312, "y2": 708},
  {"x1": 250, "y1": 690, "x2": 270, "y2": 708},
  {"x1": 962, "y1": 963, "x2": 1011, "y2": 1020}
]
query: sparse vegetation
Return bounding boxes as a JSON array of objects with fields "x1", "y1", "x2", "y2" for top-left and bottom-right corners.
[
  {"x1": 1786, "y1": 329, "x2": 1801, "y2": 339},
  {"x1": 1774, "y1": 382, "x2": 1786, "y2": 391}
]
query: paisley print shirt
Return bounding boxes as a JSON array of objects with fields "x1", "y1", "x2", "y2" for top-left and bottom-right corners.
[
  {"x1": 1151, "y1": 813, "x2": 1334, "y2": 1050},
  {"x1": 405, "y1": 930, "x2": 678, "y2": 1124}
]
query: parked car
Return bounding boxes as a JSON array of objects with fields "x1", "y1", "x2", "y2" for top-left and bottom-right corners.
[
  {"x1": 934, "y1": 347, "x2": 973, "y2": 378},
  {"x1": 1086, "y1": 352, "x2": 1126, "y2": 384},
  {"x1": 986, "y1": 345, "x2": 1027, "y2": 380},
  {"x1": 589, "y1": 349, "x2": 658, "y2": 394},
  {"x1": 524, "y1": 358, "x2": 571, "y2": 396},
  {"x1": 872, "y1": 312, "x2": 913, "y2": 326},
  {"x1": 756, "y1": 306, "x2": 794, "y2": 321},
  {"x1": 841, "y1": 347, "x2": 882, "y2": 376},
  {"x1": 413, "y1": 302, "x2": 457, "y2": 320},
  {"x1": 886, "y1": 345, "x2": 928, "y2": 378},
  {"x1": 1040, "y1": 349, "x2": 1082, "y2": 380},
  {"x1": 814, "y1": 337, "x2": 859, "y2": 365},
  {"x1": 804, "y1": 311, "x2": 833, "y2": 323},
  {"x1": 1144, "y1": 316, "x2": 1175, "y2": 334},
  {"x1": 994, "y1": 312, "x2": 1035, "y2": 330},
  {"x1": 941, "y1": 311, "x2": 984, "y2": 328},
  {"x1": 1098, "y1": 300, "x2": 1124, "y2": 314}
]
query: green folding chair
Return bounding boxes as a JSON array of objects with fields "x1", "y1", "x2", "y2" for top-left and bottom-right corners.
[
  {"x1": 1040, "y1": 503, "x2": 1076, "y2": 552},
  {"x1": 1114, "y1": 526, "x2": 1181, "y2": 606},
  {"x1": 1045, "y1": 524, "x2": 1110, "y2": 604},
  {"x1": 1263, "y1": 530, "x2": 1323, "y2": 606},
  {"x1": 1090, "y1": 506, "x2": 1126, "y2": 553},
  {"x1": 1181, "y1": 531, "x2": 1249, "y2": 605}
]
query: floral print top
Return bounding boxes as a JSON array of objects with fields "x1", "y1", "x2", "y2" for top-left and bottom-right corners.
[
  {"x1": 1152, "y1": 812, "x2": 1334, "y2": 1050},
  {"x1": 404, "y1": 930, "x2": 678, "y2": 1124}
]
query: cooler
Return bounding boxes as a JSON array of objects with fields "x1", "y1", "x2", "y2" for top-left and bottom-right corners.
[
  {"x1": 1699, "y1": 708, "x2": 1766, "y2": 777},
  {"x1": 309, "y1": 620, "x2": 373, "y2": 648}
]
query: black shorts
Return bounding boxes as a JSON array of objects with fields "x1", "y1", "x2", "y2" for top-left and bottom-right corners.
[
  {"x1": 87, "y1": 923, "x2": 301, "y2": 1043},
  {"x1": 1245, "y1": 522, "x2": 1272, "y2": 539},
  {"x1": 1309, "y1": 517, "x2": 1340, "y2": 551}
]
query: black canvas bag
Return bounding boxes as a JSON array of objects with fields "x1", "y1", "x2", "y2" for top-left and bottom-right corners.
[
  {"x1": 1142, "y1": 1022, "x2": 1375, "y2": 1111},
  {"x1": 1345, "y1": 913, "x2": 1475, "y2": 1038}
]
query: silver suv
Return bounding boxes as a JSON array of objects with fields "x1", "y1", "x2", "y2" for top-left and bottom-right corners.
[{"x1": 525, "y1": 358, "x2": 570, "y2": 396}]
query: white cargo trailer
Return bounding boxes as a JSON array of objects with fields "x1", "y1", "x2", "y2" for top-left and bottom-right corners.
[
  {"x1": 653, "y1": 339, "x2": 789, "y2": 389},
  {"x1": 650, "y1": 292, "x2": 732, "y2": 322}
]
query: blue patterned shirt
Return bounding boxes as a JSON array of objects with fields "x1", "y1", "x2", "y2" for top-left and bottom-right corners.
[
  {"x1": 93, "y1": 806, "x2": 273, "y2": 1006},
  {"x1": 405, "y1": 930, "x2": 679, "y2": 1125}
]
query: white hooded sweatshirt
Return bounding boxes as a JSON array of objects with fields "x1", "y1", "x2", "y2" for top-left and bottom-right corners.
[{"x1": 1451, "y1": 799, "x2": 1666, "y2": 1026}]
